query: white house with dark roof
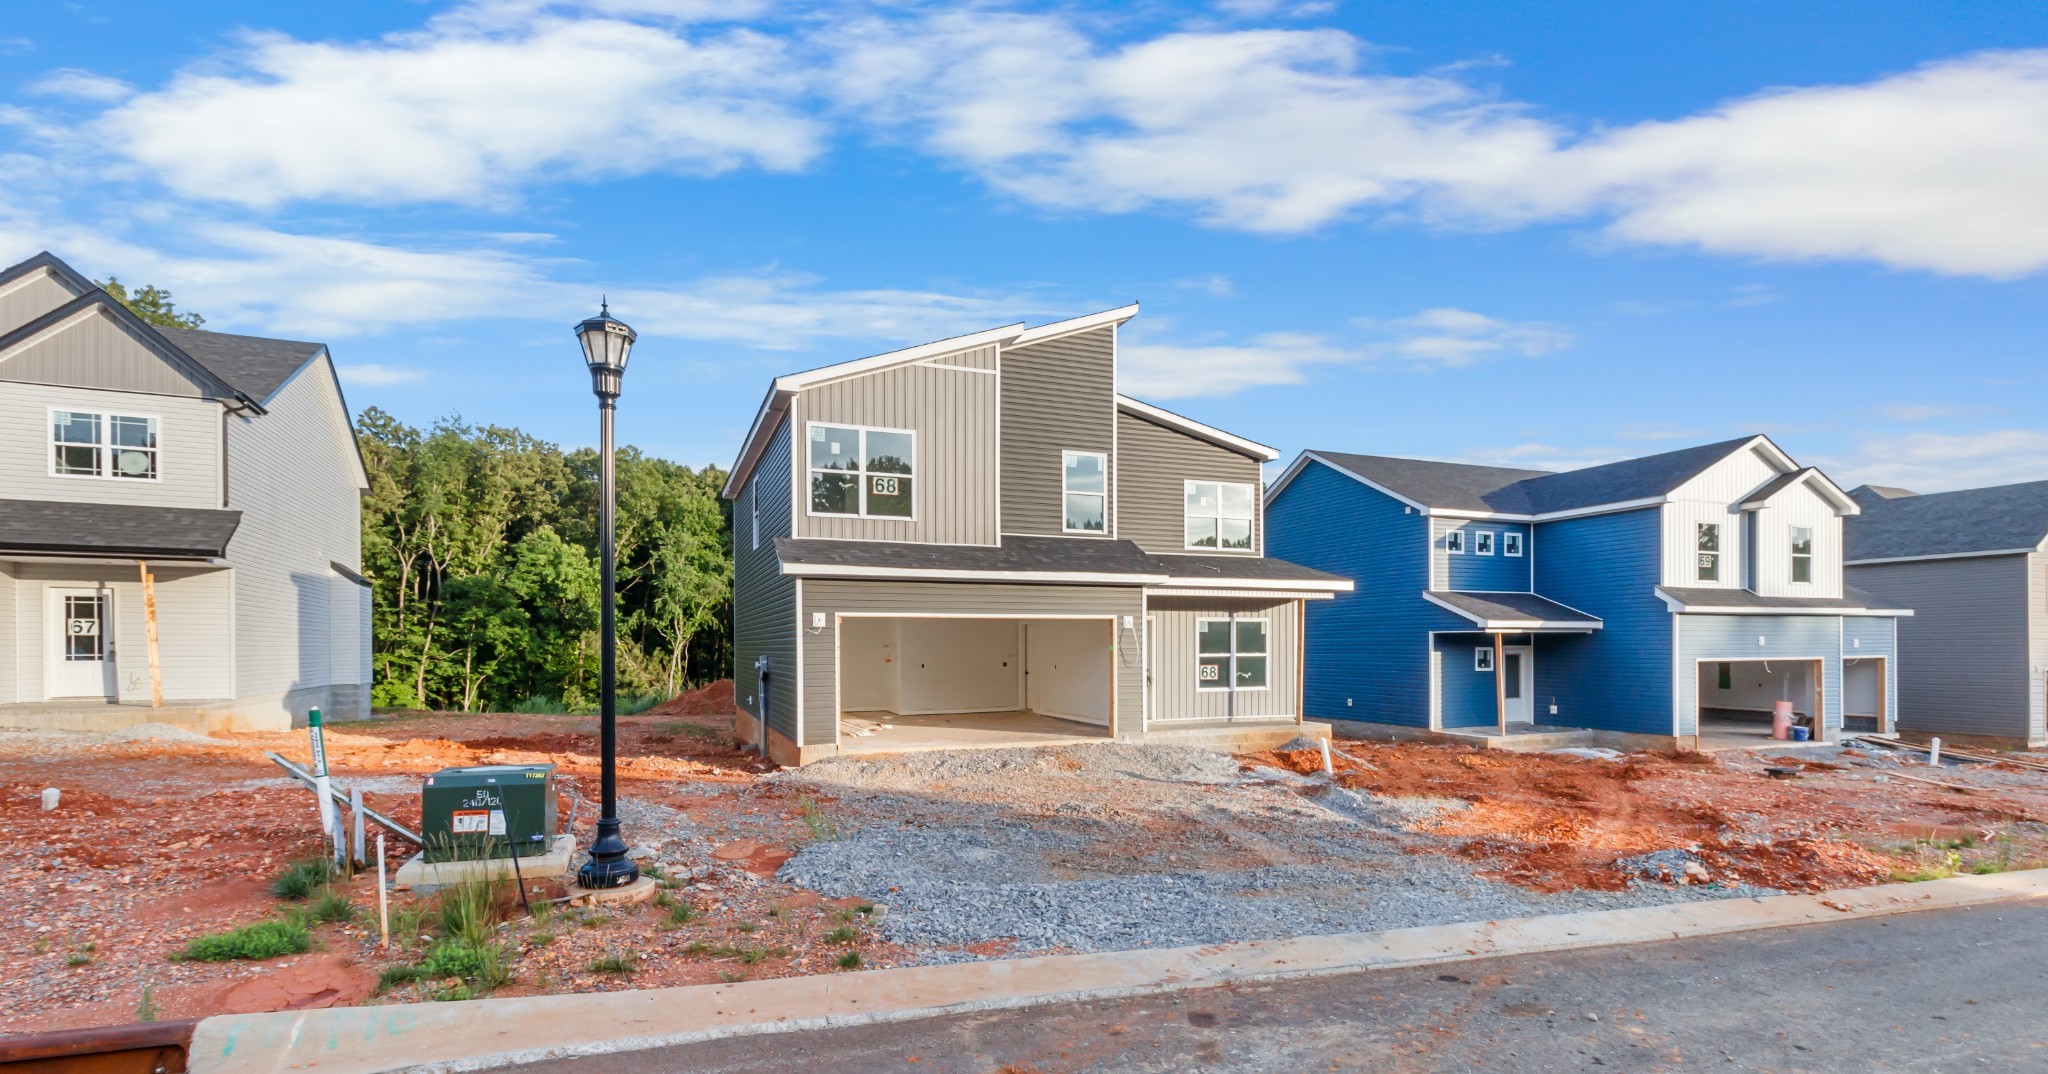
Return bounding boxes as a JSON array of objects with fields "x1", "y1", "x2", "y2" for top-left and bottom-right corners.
[
  {"x1": 1846, "y1": 481, "x2": 2048, "y2": 745},
  {"x1": 0, "y1": 252, "x2": 370, "y2": 732},
  {"x1": 1266, "y1": 435, "x2": 1910, "y2": 748}
]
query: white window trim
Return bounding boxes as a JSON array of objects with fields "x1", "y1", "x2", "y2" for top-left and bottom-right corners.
[
  {"x1": 1061, "y1": 450, "x2": 1109, "y2": 535},
  {"x1": 803, "y1": 420, "x2": 917, "y2": 522},
  {"x1": 1446, "y1": 528, "x2": 1466, "y2": 555},
  {"x1": 1696, "y1": 522, "x2": 1721, "y2": 582},
  {"x1": 1474, "y1": 646, "x2": 1494, "y2": 672},
  {"x1": 47, "y1": 406, "x2": 164, "y2": 483},
  {"x1": 1195, "y1": 616, "x2": 1270, "y2": 693},
  {"x1": 1475, "y1": 530, "x2": 1495, "y2": 556},
  {"x1": 1503, "y1": 531, "x2": 1523, "y2": 557},
  {"x1": 1182, "y1": 479, "x2": 1258, "y2": 551},
  {"x1": 1789, "y1": 525, "x2": 1814, "y2": 585}
]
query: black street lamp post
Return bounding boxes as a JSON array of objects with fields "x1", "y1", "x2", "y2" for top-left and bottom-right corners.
[{"x1": 575, "y1": 301, "x2": 641, "y2": 891}]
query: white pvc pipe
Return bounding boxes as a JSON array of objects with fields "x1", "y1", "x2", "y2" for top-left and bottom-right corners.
[
  {"x1": 376, "y1": 833, "x2": 389, "y2": 949},
  {"x1": 1320, "y1": 738, "x2": 1334, "y2": 776},
  {"x1": 1929, "y1": 737, "x2": 1942, "y2": 767}
]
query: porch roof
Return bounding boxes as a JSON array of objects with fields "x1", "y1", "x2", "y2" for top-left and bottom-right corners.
[
  {"x1": 0, "y1": 499, "x2": 241, "y2": 560},
  {"x1": 1424, "y1": 590, "x2": 1603, "y2": 632},
  {"x1": 1655, "y1": 585, "x2": 1913, "y2": 616},
  {"x1": 774, "y1": 535, "x2": 1169, "y2": 584},
  {"x1": 1146, "y1": 552, "x2": 1352, "y2": 592}
]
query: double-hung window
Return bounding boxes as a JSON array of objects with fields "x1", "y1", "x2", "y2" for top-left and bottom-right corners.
[
  {"x1": 51, "y1": 409, "x2": 158, "y2": 480},
  {"x1": 1790, "y1": 526, "x2": 1813, "y2": 583},
  {"x1": 1185, "y1": 481, "x2": 1255, "y2": 550},
  {"x1": 808, "y1": 423, "x2": 914, "y2": 519},
  {"x1": 1197, "y1": 617, "x2": 1267, "y2": 691},
  {"x1": 1062, "y1": 451, "x2": 1107, "y2": 533},
  {"x1": 1696, "y1": 522, "x2": 1721, "y2": 581}
]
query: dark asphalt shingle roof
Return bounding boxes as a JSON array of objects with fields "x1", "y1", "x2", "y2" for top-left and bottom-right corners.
[
  {"x1": 1845, "y1": 480, "x2": 2048, "y2": 561},
  {"x1": 156, "y1": 326, "x2": 327, "y2": 404},
  {"x1": 1425, "y1": 590, "x2": 1602, "y2": 626},
  {"x1": 1656, "y1": 586, "x2": 1909, "y2": 613},
  {"x1": 775, "y1": 535, "x2": 1167, "y2": 578},
  {"x1": 0, "y1": 499, "x2": 241, "y2": 558},
  {"x1": 1148, "y1": 553, "x2": 1350, "y2": 586},
  {"x1": 1312, "y1": 437, "x2": 1764, "y2": 515}
]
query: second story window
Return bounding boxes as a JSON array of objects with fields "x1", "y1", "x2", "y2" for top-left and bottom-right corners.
[
  {"x1": 750, "y1": 484, "x2": 760, "y2": 550},
  {"x1": 1790, "y1": 526, "x2": 1813, "y2": 583},
  {"x1": 809, "y1": 423, "x2": 914, "y2": 519},
  {"x1": 1062, "y1": 451, "x2": 1107, "y2": 533},
  {"x1": 1696, "y1": 522, "x2": 1721, "y2": 582},
  {"x1": 1185, "y1": 481, "x2": 1255, "y2": 550},
  {"x1": 52, "y1": 409, "x2": 158, "y2": 481}
]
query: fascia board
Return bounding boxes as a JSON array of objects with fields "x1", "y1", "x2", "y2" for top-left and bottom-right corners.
[
  {"x1": 1149, "y1": 576, "x2": 1352, "y2": 592},
  {"x1": 1116, "y1": 394, "x2": 1278, "y2": 461},
  {"x1": 1426, "y1": 496, "x2": 1668, "y2": 523},
  {"x1": 778, "y1": 323, "x2": 1026, "y2": 392},
  {"x1": 778, "y1": 563, "x2": 1171, "y2": 585},
  {"x1": 1844, "y1": 548, "x2": 2039, "y2": 566},
  {"x1": 1011, "y1": 303, "x2": 1140, "y2": 346}
]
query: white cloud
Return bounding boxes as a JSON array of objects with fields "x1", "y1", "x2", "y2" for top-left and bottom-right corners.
[
  {"x1": 337, "y1": 363, "x2": 426, "y2": 387},
  {"x1": 1357, "y1": 307, "x2": 1574, "y2": 367},
  {"x1": 84, "y1": 14, "x2": 821, "y2": 208},
  {"x1": 1119, "y1": 331, "x2": 1352, "y2": 398},
  {"x1": 1873, "y1": 403, "x2": 1967, "y2": 422},
  {"x1": 28, "y1": 69, "x2": 133, "y2": 103},
  {"x1": 1824, "y1": 429, "x2": 2048, "y2": 491}
]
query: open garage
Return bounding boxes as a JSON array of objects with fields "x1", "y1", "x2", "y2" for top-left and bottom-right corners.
[
  {"x1": 837, "y1": 615, "x2": 1116, "y2": 753},
  {"x1": 1697, "y1": 658, "x2": 1825, "y2": 745}
]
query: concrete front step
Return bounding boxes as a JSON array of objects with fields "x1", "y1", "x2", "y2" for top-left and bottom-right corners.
[{"x1": 1140, "y1": 719, "x2": 1329, "y2": 753}]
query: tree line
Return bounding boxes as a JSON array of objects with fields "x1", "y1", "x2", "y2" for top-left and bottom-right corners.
[{"x1": 356, "y1": 408, "x2": 733, "y2": 713}]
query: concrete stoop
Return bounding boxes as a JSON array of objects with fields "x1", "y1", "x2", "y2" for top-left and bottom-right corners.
[
  {"x1": 187, "y1": 868, "x2": 2048, "y2": 1074},
  {"x1": 1140, "y1": 719, "x2": 1330, "y2": 754}
]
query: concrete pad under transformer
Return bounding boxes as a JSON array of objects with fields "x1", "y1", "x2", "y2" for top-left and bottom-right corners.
[{"x1": 393, "y1": 834, "x2": 576, "y2": 889}]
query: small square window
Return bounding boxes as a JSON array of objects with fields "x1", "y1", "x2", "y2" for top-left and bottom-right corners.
[
  {"x1": 1446, "y1": 529, "x2": 1465, "y2": 554},
  {"x1": 1184, "y1": 480, "x2": 1255, "y2": 550},
  {"x1": 1474, "y1": 646, "x2": 1494, "y2": 672},
  {"x1": 1475, "y1": 531, "x2": 1495, "y2": 556},
  {"x1": 1790, "y1": 526, "x2": 1813, "y2": 584},
  {"x1": 1503, "y1": 532, "x2": 1523, "y2": 557}
]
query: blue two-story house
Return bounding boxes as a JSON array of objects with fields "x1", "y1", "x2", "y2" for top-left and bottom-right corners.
[{"x1": 1265, "y1": 435, "x2": 1911, "y2": 747}]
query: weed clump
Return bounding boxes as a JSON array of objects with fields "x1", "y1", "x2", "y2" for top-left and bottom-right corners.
[
  {"x1": 269, "y1": 858, "x2": 333, "y2": 901},
  {"x1": 176, "y1": 919, "x2": 313, "y2": 962}
]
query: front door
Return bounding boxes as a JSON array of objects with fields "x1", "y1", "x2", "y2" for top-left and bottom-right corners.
[
  {"x1": 49, "y1": 588, "x2": 116, "y2": 698},
  {"x1": 1501, "y1": 645, "x2": 1534, "y2": 724}
]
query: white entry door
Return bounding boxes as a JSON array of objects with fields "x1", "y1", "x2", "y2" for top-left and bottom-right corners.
[
  {"x1": 49, "y1": 588, "x2": 116, "y2": 698},
  {"x1": 1501, "y1": 646, "x2": 1534, "y2": 724}
]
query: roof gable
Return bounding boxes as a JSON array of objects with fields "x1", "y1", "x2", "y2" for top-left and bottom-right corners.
[
  {"x1": 1846, "y1": 479, "x2": 2048, "y2": 562},
  {"x1": 156, "y1": 326, "x2": 326, "y2": 405},
  {"x1": 0, "y1": 291, "x2": 238, "y2": 399}
]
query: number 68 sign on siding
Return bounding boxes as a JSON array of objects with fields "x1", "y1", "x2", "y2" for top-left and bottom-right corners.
[{"x1": 869, "y1": 475, "x2": 899, "y2": 496}]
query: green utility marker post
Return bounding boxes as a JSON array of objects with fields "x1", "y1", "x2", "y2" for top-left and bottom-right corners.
[{"x1": 307, "y1": 707, "x2": 343, "y2": 872}]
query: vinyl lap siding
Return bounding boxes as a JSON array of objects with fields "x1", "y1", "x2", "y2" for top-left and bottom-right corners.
[
  {"x1": 0, "y1": 565, "x2": 15, "y2": 703},
  {"x1": 1147, "y1": 596, "x2": 1298, "y2": 722},
  {"x1": 1115, "y1": 411, "x2": 1263, "y2": 555},
  {"x1": 1266, "y1": 460, "x2": 1463, "y2": 727},
  {"x1": 733, "y1": 418, "x2": 798, "y2": 744},
  {"x1": 1675, "y1": 614, "x2": 1843, "y2": 737},
  {"x1": 0, "y1": 382, "x2": 222, "y2": 509},
  {"x1": 1848, "y1": 555, "x2": 2033, "y2": 740},
  {"x1": 10, "y1": 560, "x2": 234, "y2": 702},
  {"x1": 800, "y1": 580, "x2": 1145, "y2": 744},
  {"x1": 1531, "y1": 508, "x2": 1674, "y2": 735},
  {"x1": 999, "y1": 329, "x2": 1115, "y2": 537},
  {"x1": 792, "y1": 350, "x2": 997, "y2": 546},
  {"x1": 1436, "y1": 519, "x2": 1531, "y2": 592},
  {"x1": 2032, "y1": 554, "x2": 2048, "y2": 744}
]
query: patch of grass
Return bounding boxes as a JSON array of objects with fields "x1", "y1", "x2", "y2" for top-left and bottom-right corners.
[
  {"x1": 135, "y1": 984, "x2": 160, "y2": 1023},
  {"x1": 32, "y1": 937, "x2": 51, "y2": 955},
  {"x1": 836, "y1": 951, "x2": 862, "y2": 970},
  {"x1": 66, "y1": 951, "x2": 91, "y2": 967},
  {"x1": 798, "y1": 797, "x2": 840, "y2": 843},
  {"x1": 589, "y1": 951, "x2": 639, "y2": 975},
  {"x1": 733, "y1": 921, "x2": 757, "y2": 934},
  {"x1": 175, "y1": 918, "x2": 313, "y2": 962},
  {"x1": 824, "y1": 925, "x2": 857, "y2": 945},
  {"x1": 580, "y1": 913, "x2": 610, "y2": 929},
  {"x1": 640, "y1": 861, "x2": 668, "y2": 881},
  {"x1": 682, "y1": 941, "x2": 710, "y2": 955},
  {"x1": 376, "y1": 964, "x2": 428, "y2": 993},
  {"x1": 269, "y1": 858, "x2": 333, "y2": 901},
  {"x1": 663, "y1": 901, "x2": 698, "y2": 927},
  {"x1": 391, "y1": 904, "x2": 430, "y2": 946},
  {"x1": 717, "y1": 970, "x2": 747, "y2": 983},
  {"x1": 690, "y1": 943, "x2": 791, "y2": 965},
  {"x1": 308, "y1": 888, "x2": 356, "y2": 924},
  {"x1": 433, "y1": 868, "x2": 506, "y2": 950},
  {"x1": 855, "y1": 902, "x2": 876, "y2": 915}
]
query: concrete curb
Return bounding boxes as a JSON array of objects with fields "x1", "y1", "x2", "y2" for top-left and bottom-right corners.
[{"x1": 190, "y1": 869, "x2": 2048, "y2": 1073}]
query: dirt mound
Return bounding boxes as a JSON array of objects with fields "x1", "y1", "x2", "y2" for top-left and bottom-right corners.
[
  {"x1": 464, "y1": 733, "x2": 595, "y2": 754},
  {"x1": 647, "y1": 679, "x2": 734, "y2": 716}
]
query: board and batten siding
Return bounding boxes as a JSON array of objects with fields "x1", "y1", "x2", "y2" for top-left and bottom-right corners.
[
  {"x1": 222, "y1": 355, "x2": 368, "y2": 722},
  {"x1": 1266, "y1": 459, "x2": 1464, "y2": 727},
  {"x1": 1660, "y1": 444, "x2": 1784, "y2": 591},
  {"x1": 0, "y1": 306, "x2": 219, "y2": 399},
  {"x1": 1752, "y1": 482, "x2": 1845, "y2": 598},
  {"x1": 791, "y1": 348, "x2": 998, "y2": 546},
  {"x1": 1848, "y1": 554, "x2": 2036, "y2": 741},
  {"x1": 1530, "y1": 507, "x2": 1674, "y2": 736},
  {"x1": 9, "y1": 560, "x2": 235, "y2": 702},
  {"x1": 0, "y1": 382, "x2": 223, "y2": 509},
  {"x1": 999, "y1": 328, "x2": 1116, "y2": 538},
  {"x1": 1115, "y1": 410, "x2": 1263, "y2": 555},
  {"x1": 1674, "y1": 614, "x2": 1843, "y2": 738},
  {"x1": 1434, "y1": 518, "x2": 1532, "y2": 592},
  {"x1": 1146, "y1": 596, "x2": 1299, "y2": 722},
  {"x1": 733, "y1": 417, "x2": 799, "y2": 744},
  {"x1": 799, "y1": 580, "x2": 1145, "y2": 745},
  {"x1": 0, "y1": 266, "x2": 82, "y2": 336}
]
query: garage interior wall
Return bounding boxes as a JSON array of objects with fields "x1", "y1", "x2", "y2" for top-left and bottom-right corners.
[
  {"x1": 840, "y1": 617, "x2": 1028, "y2": 717},
  {"x1": 1698, "y1": 660, "x2": 1815, "y2": 716},
  {"x1": 1843, "y1": 658, "x2": 1883, "y2": 719},
  {"x1": 1024, "y1": 619, "x2": 1111, "y2": 726}
]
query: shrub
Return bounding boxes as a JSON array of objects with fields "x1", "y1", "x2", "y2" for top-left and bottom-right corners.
[
  {"x1": 270, "y1": 858, "x2": 333, "y2": 901},
  {"x1": 371, "y1": 681, "x2": 421, "y2": 710},
  {"x1": 176, "y1": 919, "x2": 313, "y2": 962}
]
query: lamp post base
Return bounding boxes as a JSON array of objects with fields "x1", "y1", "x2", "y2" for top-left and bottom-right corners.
[{"x1": 575, "y1": 817, "x2": 640, "y2": 890}]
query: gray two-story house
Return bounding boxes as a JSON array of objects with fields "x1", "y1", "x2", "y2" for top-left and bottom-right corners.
[
  {"x1": 0, "y1": 252, "x2": 371, "y2": 732},
  {"x1": 722, "y1": 305, "x2": 1350, "y2": 765}
]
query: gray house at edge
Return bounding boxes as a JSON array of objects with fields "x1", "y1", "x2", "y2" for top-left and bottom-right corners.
[
  {"x1": 1846, "y1": 481, "x2": 2048, "y2": 745},
  {"x1": 722, "y1": 305, "x2": 1352, "y2": 766},
  {"x1": 0, "y1": 252, "x2": 371, "y2": 733}
]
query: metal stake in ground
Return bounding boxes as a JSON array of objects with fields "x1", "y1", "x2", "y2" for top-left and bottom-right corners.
[{"x1": 574, "y1": 301, "x2": 640, "y2": 891}]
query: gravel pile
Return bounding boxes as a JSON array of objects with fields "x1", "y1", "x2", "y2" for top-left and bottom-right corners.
[{"x1": 0, "y1": 722, "x2": 222, "y2": 756}]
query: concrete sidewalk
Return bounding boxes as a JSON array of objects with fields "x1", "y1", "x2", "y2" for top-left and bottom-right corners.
[{"x1": 190, "y1": 869, "x2": 2048, "y2": 1074}]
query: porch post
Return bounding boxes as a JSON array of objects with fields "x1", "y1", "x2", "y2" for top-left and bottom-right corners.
[
  {"x1": 1494, "y1": 631, "x2": 1507, "y2": 737},
  {"x1": 137, "y1": 561, "x2": 162, "y2": 709}
]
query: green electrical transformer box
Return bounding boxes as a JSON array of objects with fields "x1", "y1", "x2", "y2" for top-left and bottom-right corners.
[{"x1": 420, "y1": 764, "x2": 558, "y2": 862}]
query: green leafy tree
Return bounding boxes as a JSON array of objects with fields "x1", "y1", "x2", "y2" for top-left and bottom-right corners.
[{"x1": 100, "y1": 276, "x2": 205, "y2": 329}]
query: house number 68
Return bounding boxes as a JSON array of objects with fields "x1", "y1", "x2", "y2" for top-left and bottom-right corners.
[{"x1": 871, "y1": 476, "x2": 899, "y2": 495}]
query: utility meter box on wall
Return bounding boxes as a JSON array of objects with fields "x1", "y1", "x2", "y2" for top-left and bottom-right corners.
[{"x1": 420, "y1": 764, "x2": 558, "y2": 862}]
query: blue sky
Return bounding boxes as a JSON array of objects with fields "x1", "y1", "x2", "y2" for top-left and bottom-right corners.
[{"x1": 5, "y1": 1, "x2": 2047, "y2": 490}]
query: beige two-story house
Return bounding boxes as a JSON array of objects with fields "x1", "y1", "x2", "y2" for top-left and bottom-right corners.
[
  {"x1": 723, "y1": 305, "x2": 1351, "y2": 765},
  {"x1": 0, "y1": 252, "x2": 370, "y2": 732}
]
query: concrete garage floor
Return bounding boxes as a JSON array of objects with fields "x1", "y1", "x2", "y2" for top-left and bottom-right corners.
[
  {"x1": 839, "y1": 709, "x2": 1110, "y2": 755},
  {"x1": 1696, "y1": 710, "x2": 1833, "y2": 751}
]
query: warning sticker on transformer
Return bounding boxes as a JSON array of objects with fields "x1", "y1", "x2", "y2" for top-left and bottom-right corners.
[
  {"x1": 452, "y1": 810, "x2": 489, "y2": 834},
  {"x1": 488, "y1": 810, "x2": 507, "y2": 836}
]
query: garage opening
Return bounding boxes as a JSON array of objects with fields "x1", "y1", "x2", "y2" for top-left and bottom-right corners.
[
  {"x1": 1697, "y1": 659, "x2": 1825, "y2": 749},
  {"x1": 1843, "y1": 657, "x2": 1887, "y2": 734},
  {"x1": 837, "y1": 616, "x2": 1114, "y2": 754}
]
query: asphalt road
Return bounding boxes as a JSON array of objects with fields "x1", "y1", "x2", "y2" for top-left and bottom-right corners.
[{"x1": 499, "y1": 900, "x2": 2048, "y2": 1073}]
